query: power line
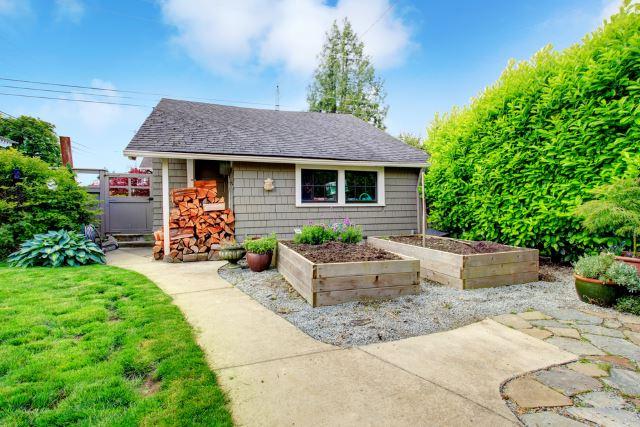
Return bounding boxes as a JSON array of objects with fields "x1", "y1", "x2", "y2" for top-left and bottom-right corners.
[
  {"x1": 360, "y1": 3, "x2": 394, "y2": 38},
  {"x1": 0, "y1": 84, "x2": 137, "y2": 100},
  {"x1": 0, "y1": 77, "x2": 289, "y2": 108},
  {"x1": 0, "y1": 109, "x2": 16, "y2": 118},
  {"x1": 0, "y1": 92, "x2": 151, "y2": 108}
]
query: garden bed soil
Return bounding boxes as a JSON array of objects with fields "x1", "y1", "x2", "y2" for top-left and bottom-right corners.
[
  {"x1": 389, "y1": 235, "x2": 517, "y2": 255},
  {"x1": 282, "y1": 241, "x2": 400, "y2": 263}
]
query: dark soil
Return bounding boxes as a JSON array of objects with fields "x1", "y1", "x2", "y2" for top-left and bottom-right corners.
[
  {"x1": 283, "y1": 241, "x2": 400, "y2": 263},
  {"x1": 388, "y1": 235, "x2": 517, "y2": 255}
]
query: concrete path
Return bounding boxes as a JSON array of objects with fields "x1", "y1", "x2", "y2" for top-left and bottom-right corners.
[{"x1": 108, "y1": 248, "x2": 576, "y2": 426}]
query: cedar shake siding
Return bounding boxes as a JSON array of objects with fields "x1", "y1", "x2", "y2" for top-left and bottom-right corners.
[
  {"x1": 151, "y1": 158, "x2": 187, "y2": 230},
  {"x1": 231, "y1": 162, "x2": 419, "y2": 240}
]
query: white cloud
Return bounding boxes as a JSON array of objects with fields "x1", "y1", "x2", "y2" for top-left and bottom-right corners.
[
  {"x1": 159, "y1": 0, "x2": 412, "y2": 76},
  {"x1": 0, "y1": 0, "x2": 30, "y2": 16},
  {"x1": 55, "y1": 0, "x2": 84, "y2": 23}
]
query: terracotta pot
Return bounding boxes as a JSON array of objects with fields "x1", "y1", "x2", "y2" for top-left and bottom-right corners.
[
  {"x1": 246, "y1": 251, "x2": 272, "y2": 272},
  {"x1": 615, "y1": 254, "x2": 640, "y2": 275},
  {"x1": 574, "y1": 274, "x2": 628, "y2": 307}
]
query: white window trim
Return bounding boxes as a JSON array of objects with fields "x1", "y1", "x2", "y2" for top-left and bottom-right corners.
[{"x1": 295, "y1": 164, "x2": 385, "y2": 208}]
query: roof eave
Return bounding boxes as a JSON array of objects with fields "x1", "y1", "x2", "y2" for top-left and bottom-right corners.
[{"x1": 123, "y1": 149, "x2": 428, "y2": 168}]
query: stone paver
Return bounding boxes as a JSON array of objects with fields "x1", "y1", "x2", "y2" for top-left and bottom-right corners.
[
  {"x1": 518, "y1": 311, "x2": 552, "y2": 321},
  {"x1": 624, "y1": 330, "x2": 640, "y2": 346},
  {"x1": 619, "y1": 314, "x2": 640, "y2": 325},
  {"x1": 577, "y1": 391, "x2": 627, "y2": 409},
  {"x1": 587, "y1": 354, "x2": 637, "y2": 370},
  {"x1": 574, "y1": 324, "x2": 625, "y2": 338},
  {"x1": 534, "y1": 367, "x2": 601, "y2": 396},
  {"x1": 604, "y1": 319, "x2": 623, "y2": 329},
  {"x1": 520, "y1": 328, "x2": 553, "y2": 340},
  {"x1": 545, "y1": 337, "x2": 605, "y2": 356},
  {"x1": 531, "y1": 319, "x2": 573, "y2": 329},
  {"x1": 520, "y1": 412, "x2": 587, "y2": 426},
  {"x1": 583, "y1": 334, "x2": 640, "y2": 362},
  {"x1": 546, "y1": 327, "x2": 581, "y2": 339},
  {"x1": 567, "y1": 361, "x2": 608, "y2": 377},
  {"x1": 493, "y1": 314, "x2": 532, "y2": 329},
  {"x1": 603, "y1": 368, "x2": 640, "y2": 397},
  {"x1": 566, "y1": 407, "x2": 640, "y2": 427},
  {"x1": 503, "y1": 377, "x2": 572, "y2": 409},
  {"x1": 544, "y1": 308, "x2": 602, "y2": 325}
]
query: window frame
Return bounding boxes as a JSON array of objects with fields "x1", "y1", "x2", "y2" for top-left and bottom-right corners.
[{"x1": 295, "y1": 164, "x2": 385, "y2": 207}]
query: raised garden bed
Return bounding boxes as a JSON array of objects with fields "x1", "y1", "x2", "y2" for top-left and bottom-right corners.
[
  {"x1": 277, "y1": 241, "x2": 420, "y2": 307},
  {"x1": 368, "y1": 235, "x2": 539, "y2": 290}
]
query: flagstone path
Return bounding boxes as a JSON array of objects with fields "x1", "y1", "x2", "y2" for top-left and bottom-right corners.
[{"x1": 497, "y1": 308, "x2": 640, "y2": 426}]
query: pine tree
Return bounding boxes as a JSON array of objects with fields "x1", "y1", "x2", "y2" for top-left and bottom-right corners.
[{"x1": 307, "y1": 18, "x2": 388, "y2": 130}]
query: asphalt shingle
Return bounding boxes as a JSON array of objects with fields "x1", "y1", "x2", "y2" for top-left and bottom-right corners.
[{"x1": 124, "y1": 98, "x2": 428, "y2": 164}]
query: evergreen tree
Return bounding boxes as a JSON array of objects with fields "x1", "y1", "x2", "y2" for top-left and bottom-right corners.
[{"x1": 307, "y1": 18, "x2": 388, "y2": 130}]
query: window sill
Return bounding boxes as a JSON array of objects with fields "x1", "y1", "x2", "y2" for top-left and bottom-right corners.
[{"x1": 295, "y1": 202, "x2": 386, "y2": 208}]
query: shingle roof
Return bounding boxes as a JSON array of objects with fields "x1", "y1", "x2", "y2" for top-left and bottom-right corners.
[{"x1": 125, "y1": 99, "x2": 428, "y2": 165}]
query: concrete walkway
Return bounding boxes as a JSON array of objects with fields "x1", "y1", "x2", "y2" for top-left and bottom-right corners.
[{"x1": 108, "y1": 248, "x2": 576, "y2": 426}]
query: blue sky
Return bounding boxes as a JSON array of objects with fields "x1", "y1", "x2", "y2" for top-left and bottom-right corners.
[{"x1": 0, "y1": 0, "x2": 620, "y2": 172}]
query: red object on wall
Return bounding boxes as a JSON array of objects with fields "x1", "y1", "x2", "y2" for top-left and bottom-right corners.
[{"x1": 59, "y1": 136, "x2": 73, "y2": 167}]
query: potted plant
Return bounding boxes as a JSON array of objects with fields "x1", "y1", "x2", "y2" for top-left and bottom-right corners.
[
  {"x1": 244, "y1": 234, "x2": 277, "y2": 272},
  {"x1": 218, "y1": 239, "x2": 245, "y2": 267},
  {"x1": 573, "y1": 253, "x2": 640, "y2": 306},
  {"x1": 575, "y1": 177, "x2": 640, "y2": 273}
]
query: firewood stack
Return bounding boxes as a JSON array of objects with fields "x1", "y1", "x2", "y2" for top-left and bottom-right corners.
[{"x1": 152, "y1": 180, "x2": 235, "y2": 262}]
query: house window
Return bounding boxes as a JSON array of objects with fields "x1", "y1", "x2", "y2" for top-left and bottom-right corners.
[
  {"x1": 345, "y1": 170, "x2": 377, "y2": 203},
  {"x1": 295, "y1": 165, "x2": 385, "y2": 207},
  {"x1": 301, "y1": 169, "x2": 338, "y2": 203}
]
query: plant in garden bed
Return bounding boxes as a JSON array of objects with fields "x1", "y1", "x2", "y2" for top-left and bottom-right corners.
[
  {"x1": 573, "y1": 253, "x2": 640, "y2": 306},
  {"x1": 8, "y1": 230, "x2": 106, "y2": 267},
  {"x1": 244, "y1": 234, "x2": 277, "y2": 272},
  {"x1": 575, "y1": 177, "x2": 640, "y2": 272},
  {"x1": 294, "y1": 218, "x2": 363, "y2": 245}
]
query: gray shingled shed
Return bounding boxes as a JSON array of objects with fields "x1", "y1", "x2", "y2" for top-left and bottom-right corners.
[{"x1": 124, "y1": 99, "x2": 428, "y2": 251}]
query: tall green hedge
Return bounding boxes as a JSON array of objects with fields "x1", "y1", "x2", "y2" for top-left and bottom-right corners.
[
  {"x1": 0, "y1": 149, "x2": 97, "y2": 258},
  {"x1": 423, "y1": 4, "x2": 640, "y2": 259}
]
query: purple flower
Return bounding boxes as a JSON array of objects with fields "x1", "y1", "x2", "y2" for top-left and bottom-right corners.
[{"x1": 343, "y1": 216, "x2": 351, "y2": 226}]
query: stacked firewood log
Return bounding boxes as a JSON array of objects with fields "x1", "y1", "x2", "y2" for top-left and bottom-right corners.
[{"x1": 153, "y1": 180, "x2": 235, "y2": 262}]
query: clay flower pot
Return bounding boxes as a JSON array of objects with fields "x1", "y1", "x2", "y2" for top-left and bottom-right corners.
[
  {"x1": 246, "y1": 251, "x2": 272, "y2": 272},
  {"x1": 615, "y1": 254, "x2": 640, "y2": 275},
  {"x1": 574, "y1": 274, "x2": 629, "y2": 307}
]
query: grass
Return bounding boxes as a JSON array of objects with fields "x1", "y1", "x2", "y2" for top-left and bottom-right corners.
[{"x1": 0, "y1": 264, "x2": 233, "y2": 426}]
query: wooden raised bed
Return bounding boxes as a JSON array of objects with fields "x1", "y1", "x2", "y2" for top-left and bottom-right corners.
[
  {"x1": 368, "y1": 236, "x2": 539, "y2": 290},
  {"x1": 277, "y1": 242, "x2": 420, "y2": 307}
]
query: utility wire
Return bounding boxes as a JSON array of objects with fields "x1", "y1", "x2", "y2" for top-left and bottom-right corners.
[
  {"x1": 0, "y1": 92, "x2": 151, "y2": 108},
  {"x1": 0, "y1": 77, "x2": 289, "y2": 107},
  {"x1": 0, "y1": 84, "x2": 137, "y2": 100},
  {"x1": 360, "y1": 3, "x2": 394, "y2": 38},
  {"x1": 0, "y1": 109, "x2": 16, "y2": 118}
]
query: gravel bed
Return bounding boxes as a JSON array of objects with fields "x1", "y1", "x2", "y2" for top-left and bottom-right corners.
[{"x1": 219, "y1": 261, "x2": 619, "y2": 347}]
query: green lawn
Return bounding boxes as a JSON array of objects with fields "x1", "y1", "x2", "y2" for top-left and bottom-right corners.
[{"x1": 0, "y1": 264, "x2": 233, "y2": 426}]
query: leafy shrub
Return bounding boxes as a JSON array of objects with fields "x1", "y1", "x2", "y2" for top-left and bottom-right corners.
[
  {"x1": 244, "y1": 234, "x2": 277, "y2": 254},
  {"x1": 0, "y1": 115, "x2": 60, "y2": 165},
  {"x1": 294, "y1": 218, "x2": 363, "y2": 244},
  {"x1": 574, "y1": 253, "x2": 640, "y2": 292},
  {"x1": 615, "y1": 296, "x2": 640, "y2": 315},
  {"x1": 8, "y1": 230, "x2": 106, "y2": 267},
  {"x1": 294, "y1": 224, "x2": 336, "y2": 245},
  {"x1": 0, "y1": 149, "x2": 97, "y2": 259},
  {"x1": 574, "y1": 253, "x2": 615, "y2": 279},
  {"x1": 422, "y1": 4, "x2": 640, "y2": 259},
  {"x1": 575, "y1": 178, "x2": 640, "y2": 257},
  {"x1": 338, "y1": 225, "x2": 363, "y2": 244}
]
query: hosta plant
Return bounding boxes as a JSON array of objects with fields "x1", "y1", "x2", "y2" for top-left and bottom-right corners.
[{"x1": 8, "y1": 230, "x2": 106, "y2": 267}]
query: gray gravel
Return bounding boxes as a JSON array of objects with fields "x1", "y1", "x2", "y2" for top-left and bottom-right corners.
[{"x1": 219, "y1": 262, "x2": 620, "y2": 347}]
